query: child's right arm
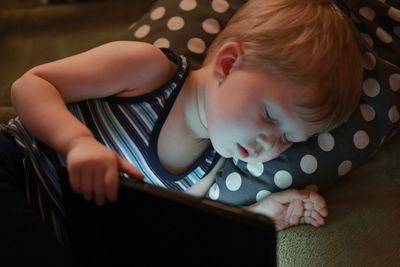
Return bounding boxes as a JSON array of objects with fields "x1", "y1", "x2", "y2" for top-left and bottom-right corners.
[{"x1": 10, "y1": 41, "x2": 176, "y2": 206}]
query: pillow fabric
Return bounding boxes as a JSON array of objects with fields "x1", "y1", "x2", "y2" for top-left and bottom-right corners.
[
  {"x1": 126, "y1": 0, "x2": 400, "y2": 205},
  {"x1": 126, "y1": 0, "x2": 246, "y2": 69}
]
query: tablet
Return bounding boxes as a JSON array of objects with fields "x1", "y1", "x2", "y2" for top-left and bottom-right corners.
[{"x1": 63, "y1": 177, "x2": 277, "y2": 267}]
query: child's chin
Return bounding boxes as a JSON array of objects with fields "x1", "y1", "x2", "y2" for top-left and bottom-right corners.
[
  {"x1": 241, "y1": 154, "x2": 279, "y2": 164},
  {"x1": 241, "y1": 158, "x2": 261, "y2": 164}
]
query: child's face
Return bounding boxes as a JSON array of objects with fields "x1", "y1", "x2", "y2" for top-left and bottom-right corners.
[{"x1": 205, "y1": 67, "x2": 321, "y2": 163}]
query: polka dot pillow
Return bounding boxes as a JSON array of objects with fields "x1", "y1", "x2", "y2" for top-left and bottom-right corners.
[
  {"x1": 126, "y1": 0, "x2": 400, "y2": 205},
  {"x1": 126, "y1": 0, "x2": 246, "y2": 69}
]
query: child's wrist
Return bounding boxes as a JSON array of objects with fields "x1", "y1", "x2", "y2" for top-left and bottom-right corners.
[{"x1": 65, "y1": 134, "x2": 96, "y2": 155}]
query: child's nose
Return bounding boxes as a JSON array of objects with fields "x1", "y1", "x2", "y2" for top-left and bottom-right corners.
[{"x1": 256, "y1": 134, "x2": 277, "y2": 151}]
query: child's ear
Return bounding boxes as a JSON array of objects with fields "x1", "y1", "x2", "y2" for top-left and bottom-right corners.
[{"x1": 213, "y1": 42, "x2": 243, "y2": 82}]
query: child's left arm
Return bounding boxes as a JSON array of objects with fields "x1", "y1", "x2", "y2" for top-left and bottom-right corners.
[{"x1": 11, "y1": 41, "x2": 175, "y2": 205}]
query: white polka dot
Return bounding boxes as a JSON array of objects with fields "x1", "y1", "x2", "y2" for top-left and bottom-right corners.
[
  {"x1": 388, "y1": 7, "x2": 400, "y2": 22},
  {"x1": 360, "y1": 104, "x2": 375, "y2": 121},
  {"x1": 274, "y1": 170, "x2": 293, "y2": 189},
  {"x1": 304, "y1": 184, "x2": 319, "y2": 192},
  {"x1": 150, "y1": 6, "x2": 166, "y2": 20},
  {"x1": 353, "y1": 130, "x2": 370, "y2": 149},
  {"x1": 187, "y1": 38, "x2": 206, "y2": 54},
  {"x1": 317, "y1": 133, "x2": 335, "y2": 152},
  {"x1": 211, "y1": 0, "x2": 229, "y2": 13},
  {"x1": 153, "y1": 38, "x2": 170, "y2": 48},
  {"x1": 359, "y1": 7, "x2": 376, "y2": 21},
  {"x1": 202, "y1": 18, "x2": 221, "y2": 34},
  {"x1": 389, "y1": 74, "x2": 400, "y2": 91},
  {"x1": 338, "y1": 160, "x2": 352, "y2": 176},
  {"x1": 167, "y1": 16, "x2": 185, "y2": 31},
  {"x1": 300, "y1": 155, "x2": 318, "y2": 174},
  {"x1": 363, "y1": 78, "x2": 380, "y2": 97},
  {"x1": 394, "y1": 26, "x2": 400, "y2": 38},
  {"x1": 361, "y1": 33, "x2": 374, "y2": 47},
  {"x1": 134, "y1": 25, "x2": 151, "y2": 38},
  {"x1": 388, "y1": 105, "x2": 400, "y2": 123},
  {"x1": 208, "y1": 183, "x2": 220, "y2": 200},
  {"x1": 225, "y1": 172, "x2": 242, "y2": 191},
  {"x1": 363, "y1": 52, "x2": 376, "y2": 70},
  {"x1": 246, "y1": 162, "x2": 264, "y2": 177},
  {"x1": 179, "y1": 0, "x2": 197, "y2": 11},
  {"x1": 376, "y1": 27, "x2": 393, "y2": 43},
  {"x1": 256, "y1": 190, "x2": 271, "y2": 202}
]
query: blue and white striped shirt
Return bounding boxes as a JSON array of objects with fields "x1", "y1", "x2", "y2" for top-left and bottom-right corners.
[{"x1": 64, "y1": 49, "x2": 221, "y2": 191}]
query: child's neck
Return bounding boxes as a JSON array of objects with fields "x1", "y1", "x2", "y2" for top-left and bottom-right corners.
[
  {"x1": 182, "y1": 67, "x2": 211, "y2": 139},
  {"x1": 156, "y1": 66, "x2": 213, "y2": 174}
]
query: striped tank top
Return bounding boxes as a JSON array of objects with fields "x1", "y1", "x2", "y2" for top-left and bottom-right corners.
[
  {"x1": 64, "y1": 49, "x2": 221, "y2": 191},
  {"x1": 1, "y1": 49, "x2": 220, "y2": 245}
]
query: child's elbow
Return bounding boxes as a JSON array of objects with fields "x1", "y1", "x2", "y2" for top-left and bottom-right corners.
[
  {"x1": 11, "y1": 75, "x2": 24, "y2": 106},
  {"x1": 10, "y1": 70, "x2": 36, "y2": 106}
]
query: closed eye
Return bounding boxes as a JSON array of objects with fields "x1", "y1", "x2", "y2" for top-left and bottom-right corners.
[
  {"x1": 264, "y1": 107, "x2": 279, "y2": 124},
  {"x1": 280, "y1": 134, "x2": 292, "y2": 144}
]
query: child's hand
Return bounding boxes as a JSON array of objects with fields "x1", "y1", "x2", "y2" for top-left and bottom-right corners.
[
  {"x1": 66, "y1": 137, "x2": 143, "y2": 206},
  {"x1": 248, "y1": 189, "x2": 328, "y2": 231}
]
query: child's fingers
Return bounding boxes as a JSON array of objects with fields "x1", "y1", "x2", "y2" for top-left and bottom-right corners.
[
  {"x1": 313, "y1": 212, "x2": 326, "y2": 225},
  {"x1": 118, "y1": 157, "x2": 144, "y2": 180},
  {"x1": 303, "y1": 192, "x2": 328, "y2": 217},
  {"x1": 285, "y1": 199, "x2": 304, "y2": 225},
  {"x1": 104, "y1": 167, "x2": 119, "y2": 202},
  {"x1": 308, "y1": 202, "x2": 328, "y2": 217},
  {"x1": 304, "y1": 202, "x2": 314, "y2": 210},
  {"x1": 304, "y1": 216, "x2": 322, "y2": 228},
  {"x1": 69, "y1": 169, "x2": 81, "y2": 193},
  {"x1": 307, "y1": 191, "x2": 327, "y2": 208},
  {"x1": 80, "y1": 171, "x2": 94, "y2": 201},
  {"x1": 304, "y1": 210, "x2": 326, "y2": 225},
  {"x1": 319, "y1": 207, "x2": 329, "y2": 217},
  {"x1": 304, "y1": 202, "x2": 329, "y2": 218},
  {"x1": 311, "y1": 210, "x2": 326, "y2": 225},
  {"x1": 93, "y1": 170, "x2": 106, "y2": 206}
]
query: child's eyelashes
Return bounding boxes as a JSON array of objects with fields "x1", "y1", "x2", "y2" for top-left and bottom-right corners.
[
  {"x1": 280, "y1": 134, "x2": 292, "y2": 144},
  {"x1": 263, "y1": 107, "x2": 278, "y2": 124},
  {"x1": 263, "y1": 107, "x2": 291, "y2": 144}
]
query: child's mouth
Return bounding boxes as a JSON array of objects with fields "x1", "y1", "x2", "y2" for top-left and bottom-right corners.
[{"x1": 237, "y1": 144, "x2": 249, "y2": 158}]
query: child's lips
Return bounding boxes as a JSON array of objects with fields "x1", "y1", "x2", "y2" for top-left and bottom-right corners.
[{"x1": 237, "y1": 143, "x2": 249, "y2": 158}]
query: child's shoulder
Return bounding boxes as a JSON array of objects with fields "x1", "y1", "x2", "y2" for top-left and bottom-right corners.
[
  {"x1": 103, "y1": 41, "x2": 174, "y2": 75},
  {"x1": 108, "y1": 41, "x2": 177, "y2": 97}
]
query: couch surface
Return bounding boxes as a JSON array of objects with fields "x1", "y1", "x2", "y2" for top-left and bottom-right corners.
[{"x1": 1, "y1": 1, "x2": 399, "y2": 266}]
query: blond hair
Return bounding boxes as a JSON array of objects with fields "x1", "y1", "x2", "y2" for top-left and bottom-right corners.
[{"x1": 204, "y1": 0, "x2": 363, "y2": 132}]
